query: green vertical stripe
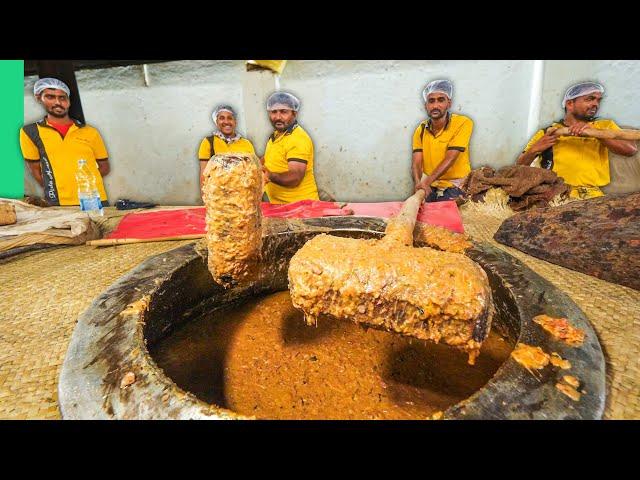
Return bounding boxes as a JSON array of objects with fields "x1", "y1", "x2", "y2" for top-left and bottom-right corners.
[{"x1": 0, "y1": 60, "x2": 24, "y2": 199}]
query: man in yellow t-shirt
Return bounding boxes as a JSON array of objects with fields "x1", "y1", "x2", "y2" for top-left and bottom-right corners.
[
  {"x1": 198, "y1": 104, "x2": 256, "y2": 190},
  {"x1": 412, "y1": 79, "x2": 473, "y2": 202},
  {"x1": 19, "y1": 78, "x2": 110, "y2": 206},
  {"x1": 517, "y1": 81, "x2": 637, "y2": 199},
  {"x1": 262, "y1": 92, "x2": 319, "y2": 204}
]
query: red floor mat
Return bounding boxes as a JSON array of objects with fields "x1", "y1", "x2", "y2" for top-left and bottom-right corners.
[{"x1": 106, "y1": 200, "x2": 463, "y2": 240}]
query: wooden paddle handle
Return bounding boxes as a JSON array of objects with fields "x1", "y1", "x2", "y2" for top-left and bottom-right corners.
[
  {"x1": 395, "y1": 188, "x2": 427, "y2": 225},
  {"x1": 552, "y1": 127, "x2": 640, "y2": 141},
  {"x1": 86, "y1": 233, "x2": 205, "y2": 246},
  {"x1": 382, "y1": 189, "x2": 426, "y2": 246}
]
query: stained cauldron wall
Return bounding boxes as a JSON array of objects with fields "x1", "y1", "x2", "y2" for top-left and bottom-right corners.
[{"x1": 142, "y1": 223, "x2": 521, "y2": 349}]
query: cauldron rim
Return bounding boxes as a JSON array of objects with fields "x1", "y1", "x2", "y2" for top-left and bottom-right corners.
[{"x1": 58, "y1": 216, "x2": 606, "y2": 419}]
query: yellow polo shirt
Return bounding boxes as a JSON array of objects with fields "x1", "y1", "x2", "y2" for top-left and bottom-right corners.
[
  {"x1": 264, "y1": 123, "x2": 319, "y2": 204},
  {"x1": 19, "y1": 118, "x2": 108, "y2": 206},
  {"x1": 524, "y1": 119, "x2": 620, "y2": 189},
  {"x1": 412, "y1": 113, "x2": 473, "y2": 189},
  {"x1": 198, "y1": 135, "x2": 255, "y2": 159}
]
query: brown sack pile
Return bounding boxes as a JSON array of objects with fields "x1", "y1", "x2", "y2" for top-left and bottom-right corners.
[{"x1": 462, "y1": 165, "x2": 569, "y2": 211}]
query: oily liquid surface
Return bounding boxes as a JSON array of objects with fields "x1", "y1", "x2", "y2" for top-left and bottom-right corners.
[{"x1": 151, "y1": 291, "x2": 513, "y2": 419}]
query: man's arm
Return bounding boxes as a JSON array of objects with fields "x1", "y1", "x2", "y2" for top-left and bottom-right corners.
[
  {"x1": 265, "y1": 160, "x2": 307, "y2": 187},
  {"x1": 20, "y1": 129, "x2": 43, "y2": 185},
  {"x1": 97, "y1": 159, "x2": 110, "y2": 177},
  {"x1": 412, "y1": 151, "x2": 423, "y2": 187},
  {"x1": 600, "y1": 138, "x2": 637, "y2": 156},
  {"x1": 410, "y1": 124, "x2": 425, "y2": 188},
  {"x1": 199, "y1": 160, "x2": 208, "y2": 190},
  {"x1": 517, "y1": 129, "x2": 558, "y2": 166},
  {"x1": 26, "y1": 160, "x2": 43, "y2": 186},
  {"x1": 565, "y1": 122, "x2": 637, "y2": 157},
  {"x1": 91, "y1": 130, "x2": 110, "y2": 177},
  {"x1": 198, "y1": 137, "x2": 213, "y2": 193},
  {"x1": 415, "y1": 149, "x2": 461, "y2": 193}
]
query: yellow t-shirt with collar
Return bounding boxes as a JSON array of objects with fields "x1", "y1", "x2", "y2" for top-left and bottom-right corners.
[
  {"x1": 264, "y1": 123, "x2": 319, "y2": 204},
  {"x1": 523, "y1": 119, "x2": 620, "y2": 188},
  {"x1": 198, "y1": 135, "x2": 255, "y2": 159},
  {"x1": 19, "y1": 118, "x2": 108, "y2": 206},
  {"x1": 412, "y1": 113, "x2": 473, "y2": 189}
]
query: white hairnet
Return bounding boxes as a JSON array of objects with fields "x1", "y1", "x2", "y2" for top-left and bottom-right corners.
[
  {"x1": 34, "y1": 77, "x2": 71, "y2": 97},
  {"x1": 212, "y1": 104, "x2": 236, "y2": 122},
  {"x1": 422, "y1": 79, "x2": 453, "y2": 102},
  {"x1": 562, "y1": 82, "x2": 604, "y2": 108},
  {"x1": 266, "y1": 91, "x2": 300, "y2": 111}
]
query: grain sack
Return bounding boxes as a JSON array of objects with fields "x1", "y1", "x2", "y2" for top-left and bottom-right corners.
[{"x1": 202, "y1": 153, "x2": 263, "y2": 287}]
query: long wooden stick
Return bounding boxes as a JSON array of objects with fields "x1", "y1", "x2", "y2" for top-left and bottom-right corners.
[
  {"x1": 553, "y1": 127, "x2": 640, "y2": 141},
  {"x1": 391, "y1": 188, "x2": 427, "y2": 230},
  {"x1": 382, "y1": 189, "x2": 426, "y2": 246},
  {"x1": 86, "y1": 233, "x2": 205, "y2": 246}
]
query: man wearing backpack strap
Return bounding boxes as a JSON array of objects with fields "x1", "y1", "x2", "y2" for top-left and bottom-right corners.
[
  {"x1": 198, "y1": 104, "x2": 256, "y2": 192},
  {"x1": 19, "y1": 77, "x2": 111, "y2": 207}
]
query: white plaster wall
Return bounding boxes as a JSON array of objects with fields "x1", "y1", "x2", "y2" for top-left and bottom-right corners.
[
  {"x1": 540, "y1": 60, "x2": 640, "y2": 130},
  {"x1": 24, "y1": 61, "x2": 246, "y2": 205},
  {"x1": 280, "y1": 60, "x2": 533, "y2": 201},
  {"x1": 23, "y1": 59, "x2": 640, "y2": 205}
]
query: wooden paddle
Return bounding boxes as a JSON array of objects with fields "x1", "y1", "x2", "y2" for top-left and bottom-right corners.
[
  {"x1": 288, "y1": 187, "x2": 493, "y2": 364},
  {"x1": 86, "y1": 233, "x2": 204, "y2": 246},
  {"x1": 551, "y1": 126, "x2": 640, "y2": 141}
]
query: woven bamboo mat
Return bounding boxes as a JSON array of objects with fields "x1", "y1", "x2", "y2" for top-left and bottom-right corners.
[
  {"x1": 460, "y1": 201, "x2": 640, "y2": 420},
  {"x1": 0, "y1": 204, "x2": 637, "y2": 419},
  {"x1": 0, "y1": 240, "x2": 193, "y2": 419}
]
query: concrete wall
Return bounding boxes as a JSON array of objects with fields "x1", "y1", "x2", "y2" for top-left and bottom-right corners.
[
  {"x1": 540, "y1": 60, "x2": 640, "y2": 130},
  {"x1": 24, "y1": 61, "x2": 246, "y2": 205},
  {"x1": 23, "y1": 60, "x2": 640, "y2": 204},
  {"x1": 280, "y1": 60, "x2": 534, "y2": 201}
]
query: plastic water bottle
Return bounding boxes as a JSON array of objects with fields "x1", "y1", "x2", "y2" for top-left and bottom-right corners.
[{"x1": 76, "y1": 158, "x2": 104, "y2": 216}]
